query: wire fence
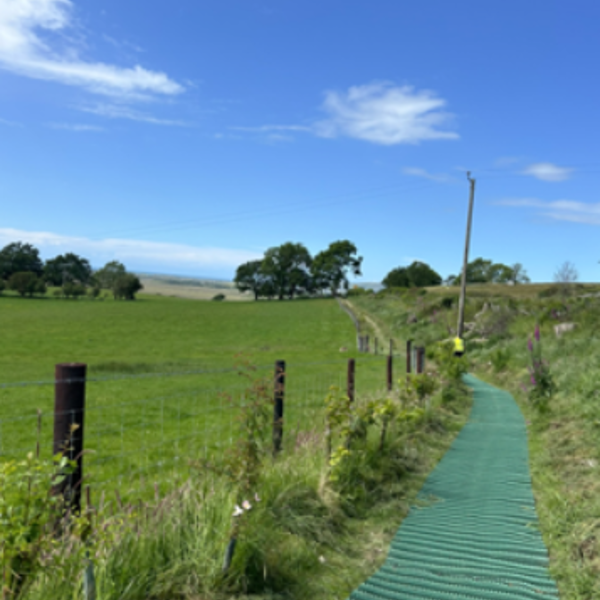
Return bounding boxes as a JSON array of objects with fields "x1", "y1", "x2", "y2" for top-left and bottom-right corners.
[{"x1": 0, "y1": 353, "x2": 420, "y2": 504}]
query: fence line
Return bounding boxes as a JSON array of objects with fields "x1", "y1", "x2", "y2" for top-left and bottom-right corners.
[{"x1": 1, "y1": 347, "x2": 429, "y2": 506}]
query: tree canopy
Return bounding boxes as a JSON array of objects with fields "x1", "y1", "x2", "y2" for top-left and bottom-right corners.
[
  {"x1": 261, "y1": 242, "x2": 313, "y2": 300},
  {"x1": 311, "y1": 240, "x2": 362, "y2": 296},
  {"x1": 383, "y1": 261, "x2": 442, "y2": 288},
  {"x1": 44, "y1": 253, "x2": 93, "y2": 286},
  {"x1": 446, "y1": 258, "x2": 531, "y2": 285},
  {"x1": 93, "y1": 261, "x2": 127, "y2": 289},
  {"x1": 0, "y1": 242, "x2": 44, "y2": 280},
  {"x1": 234, "y1": 240, "x2": 362, "y2": 300}
]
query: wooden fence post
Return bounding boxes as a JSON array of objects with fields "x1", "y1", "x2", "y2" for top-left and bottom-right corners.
[
  {"x1": 406, "y1": 339, "x2": 412, "y2": 388},
  {"x1": 53, "y1": 362, "x2": 87, "y2": 516},
  {"x1": 273, "y1": 360, "x2": 285, "y2": 455},
  {"x1": 387, "y1": 354, "x2": 393, "y2": 391},
  {"x1": 347, "y1": 359, "x2": 355, "y2": 403}
]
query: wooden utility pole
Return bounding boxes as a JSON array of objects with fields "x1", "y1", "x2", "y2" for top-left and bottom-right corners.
[{"x1": 456, "y1": 172, "x2": 476, "y2": 339}]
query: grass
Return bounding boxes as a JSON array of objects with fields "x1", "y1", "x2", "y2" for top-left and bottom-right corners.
[
  {"x1": 349, "y1": 282, "x2": 600, "y2": 600},
  {"x1": 0, "y1": 293, "x2": 389, "y2": 503}
]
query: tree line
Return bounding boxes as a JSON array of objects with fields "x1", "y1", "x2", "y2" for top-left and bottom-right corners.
[
  {"x1": 234, "y1": 240, "x2": 362, "y2": 300},
  {"x1": 0, "y1": 242, "x2": 143, "y2": 299},
  {"x1": 382, "y1": 258, "x2": 531, "y2": 289}
]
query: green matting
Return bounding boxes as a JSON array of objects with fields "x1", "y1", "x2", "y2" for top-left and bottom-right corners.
[{"x1": 347, "y1": 373, "x2": 560, "y2": 600}]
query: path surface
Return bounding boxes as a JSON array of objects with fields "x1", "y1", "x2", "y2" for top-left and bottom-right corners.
[{"x1": 347, "y1": 373, "x2": 560, "y2": 600}]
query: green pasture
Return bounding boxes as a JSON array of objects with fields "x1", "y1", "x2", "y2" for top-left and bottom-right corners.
[{"x1": 0, "y1": 294, "x2": 393, "y2": 502}]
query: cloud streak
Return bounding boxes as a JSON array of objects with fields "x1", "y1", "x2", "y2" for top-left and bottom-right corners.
[
  {"x1": 492, "y1": 198, "x2": 600, "y2": 225},
  {"x1": 521, "y1": 162, "x2": 573, "y2": 182},
  {"x1": 0, "y1": 0, "x2": 183, "y2": 100},
  {"x1": 315, "y1": 82, "x2": 458, "y2": 145},
  {"x1": 233, "y1": 82, "x2": 458, "y2": 146},
  {"x1": 0, "y1": 228, "x2": 262, "y2": 270},
  {"x1": 79, "y1": 103, "x2": 190, "y2": 126},
  {"x1": 402, "y1": 166, "x2": 453, "y2": 183}
]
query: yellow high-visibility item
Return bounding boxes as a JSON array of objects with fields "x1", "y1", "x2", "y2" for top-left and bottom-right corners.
[{"x1": 454, "y1": 337, "x2": 465, "y2": 353}]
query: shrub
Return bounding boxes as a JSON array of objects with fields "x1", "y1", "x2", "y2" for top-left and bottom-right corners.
[
  {"x1": 113, "y1": 274, "x2": 143, "y2": 300},
  {"x1": 62, "y1": 282, "x2": 86, "y2": 299},
  {"x1": 0, "y1": 279, "x2": 5, "y2": 294},
  {"x1": 8, "y1": 271, "x2": 40, "y2": 297},
  {"x1": 212, "y1": 293, "x2": 226, "y2": 301}
]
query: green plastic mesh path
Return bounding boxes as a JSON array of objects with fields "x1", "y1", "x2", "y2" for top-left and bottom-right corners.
[{"x1": 347, "y1": 373, "x2": 560, "y2": 600}]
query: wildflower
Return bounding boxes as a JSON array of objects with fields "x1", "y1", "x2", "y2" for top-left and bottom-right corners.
[
  {"x1": 527, "y1": 338, "x2": 533, "y2": 352},
  {"x1": 535, "y1": 324, "x2": 540, "y2": 342},
  {"x1": 254, "y1": 493, "x2": 261, "y2": 503},
  {"x1": 242, "y1": 499, "x2": 252, "y2": 511},
  {"x1": 319, "y1": 555, "x2": 326, "y2": 564},
  {"x1": 530, "y1": 375, "x2": 536, "y2": 386},
  {"x1": 232, "y1": 505, "x2": 244, "y2": 517}
]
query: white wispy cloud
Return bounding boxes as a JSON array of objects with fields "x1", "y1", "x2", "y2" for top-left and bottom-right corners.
[
  {"x1": 79, "y1": 103, "x2": 190, "y2": 126},
  {"x1": 521, "y1": 162, "x2": 574, "y2": 182},
  {"x1": 492, "y1": 198, "x2": 600, "y2": 225},
  {"x1": 0, "y1": 228, "x2": 262, "y2": 269},
  {"x1": 47, "y1": 122, "x2": 103, "y2": 131},
  {"x1": 233, "y1": 82, "x2": 458, "y2": 146},
  {"x1": 402, "y1": 166, "x2": 453, "y2": 183},
  {"x1": 0, "y1": 0, "x2": 183, "y2": 100},
  {"x1": 314, "y1": 82, "x2": 458, "y2": 145}
]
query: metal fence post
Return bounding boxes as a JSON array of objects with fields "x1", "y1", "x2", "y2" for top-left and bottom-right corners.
[
  {"x1": 416, "y1": 346, "x2": 423, "y2": 374},
  {"x1": 53, "y1": 362, "x2": 87, "y2": 516},
  {"x1": 273, "y1": 360, "x2": 285, "y2": 455},
  {"x1": 387, "y1": 354, "x2": 393, "y2": 391},
  {"x1": 347, "y1": 358, "x2": 355, "y2": 403}
]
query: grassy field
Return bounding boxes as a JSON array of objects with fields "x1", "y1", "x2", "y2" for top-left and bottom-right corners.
[
  {"x1": 0, "y1": 292, "x2": 391, "y2": 502},
  {"x1": 349, "y1": 282, "x2": 600, "y2": 600}
]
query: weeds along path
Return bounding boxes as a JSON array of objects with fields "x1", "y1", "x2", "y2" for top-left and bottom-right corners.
[
  {"x1": 338, "y1": 298, "x2": 393, "y2": 351},
  {"x1": 347, "y1": 373, "x2": 560, "y2": 600}
]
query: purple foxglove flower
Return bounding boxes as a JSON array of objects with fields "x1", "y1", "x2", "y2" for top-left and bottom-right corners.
[
  {"x1": 530, "y1": 375, "x2": 536, "y2": 385},
  {"x1": 535, "y1": 325, "x2": 540, "y2": 342},
  {"x1": 527, "y1": 338, "x2": 533, "y2": 352}
]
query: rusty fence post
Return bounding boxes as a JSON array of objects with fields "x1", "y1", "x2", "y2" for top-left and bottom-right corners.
[
  {"x1": 273, "y1": 360, "x2": 285, "y2": 455},
  {"x1": 347, "y1": 358, "x2": 355, "y2": 403},
  {"x1": 387, "y1": 354, "x2": 393, "y2": 391},
  {"x1": 416, "y1": 346, "x2": 423, "y2": 374},
  {"x1": 53, "y1": 362, "x2": 87, "y2": 516}
]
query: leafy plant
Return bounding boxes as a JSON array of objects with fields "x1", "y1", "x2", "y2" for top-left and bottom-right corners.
[
  {"x1": 525, "y1": 323, "x2": 556, "y2": 414},
  {"x1": 0, "y1": 451, "x2": 74, "y2": 599},
  {"x1": 490, "y1": 346, "x2": 512, "y2": 373}
]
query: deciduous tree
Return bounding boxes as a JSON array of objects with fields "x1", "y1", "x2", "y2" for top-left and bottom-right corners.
[
  {"x1": 44, "y1": 253, "x2": 92, "y2": 286},
  {"x1": 261, "y1": 242, "x2": 312, "y2": 300},
  {"x1": 311, "y1": 240, "x2": 362, "y2": 296},
  {"x1": 113, "y1": 273, "x2": 143, "y2": 300},
  {"x1": 94, "y1": 261, "x2": 127, "y2": 289},
  {"x1": 0, "y1": 242, "x2": 43, "y2": 280}
]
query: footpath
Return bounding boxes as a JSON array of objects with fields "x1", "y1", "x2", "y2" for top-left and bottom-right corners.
[{"x1": 347, "y1": 373, "x2": 560, "y2": 600}]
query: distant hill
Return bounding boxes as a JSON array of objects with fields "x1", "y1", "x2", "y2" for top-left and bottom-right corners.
[{"x1": 136, "y1": 273, "x2": 249, "y2": 301}]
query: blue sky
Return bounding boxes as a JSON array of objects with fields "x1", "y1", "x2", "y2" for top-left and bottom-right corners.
[{"x1": 1, "y1": 0, "x2": 599, "y2": 284}]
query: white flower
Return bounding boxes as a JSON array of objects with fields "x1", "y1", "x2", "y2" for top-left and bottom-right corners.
[
  {"x1": 242, "y1": 500, "x2": 252, "y2": 511},
  {"x1": 254, "y1": 493, "x2": 261, "y2": 503},
  {"x1": 232, "y1": 505, "x2": 244, "y2": 517},
  {"x1": 318, "y1": 555, "x2": 326, "y2": 564}
]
